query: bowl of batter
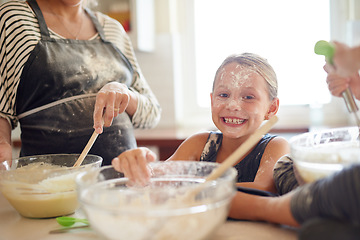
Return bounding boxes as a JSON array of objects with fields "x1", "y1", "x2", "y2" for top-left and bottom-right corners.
[
  {"x1": 0, "y1": 154, "x2": 102, "y2": 218},
  {"x1": 76, "y1": 161, "x2": 237, "y2": 240}
]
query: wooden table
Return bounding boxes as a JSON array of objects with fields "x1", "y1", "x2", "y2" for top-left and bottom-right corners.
[{"x1": 0, "y1": 192, "x2": 297, "y2": 240}]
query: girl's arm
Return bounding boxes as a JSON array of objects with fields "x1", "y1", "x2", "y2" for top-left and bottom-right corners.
[
  {"x1": 166, "y1": 132, "x2": 209, "y2": 161},
  {"x1": 229, "y1": 190, "x2": 299, "y2": 227}
]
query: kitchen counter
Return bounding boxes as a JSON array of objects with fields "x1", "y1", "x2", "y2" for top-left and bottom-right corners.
[{"x1": 0, "y1": 192, "x2": 298, "y2": 240}]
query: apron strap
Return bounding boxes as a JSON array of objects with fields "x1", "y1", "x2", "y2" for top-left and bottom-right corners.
[
  {"x1": 27, "y1": 0, "x2": 51, "y2": 39},
  {"x1": 17, "y1": 93, "x2": 97, "y2": 120},
  {"x1": 84, "y1": 8, "x2": 107, "y2": 41},
  {"x1": 26, "y1": 0, "x2": 107, "y2": 42}
]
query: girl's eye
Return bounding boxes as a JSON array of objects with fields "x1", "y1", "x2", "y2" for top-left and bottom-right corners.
[
  {"x1": 219, "y1": 93, "x2": 229, "y2": 98},
  {"x1": 244, "y1": 95, "x2": 254, "y2": 100}
]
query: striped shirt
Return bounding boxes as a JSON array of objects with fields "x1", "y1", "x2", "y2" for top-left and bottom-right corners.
[{"x1": 0, "y1": 0, "x2": 161, "y2": 129}]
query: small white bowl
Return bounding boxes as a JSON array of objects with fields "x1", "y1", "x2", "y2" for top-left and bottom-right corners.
[{"x1": 290, "y1": 127, "x2": 360, "y2": 183}]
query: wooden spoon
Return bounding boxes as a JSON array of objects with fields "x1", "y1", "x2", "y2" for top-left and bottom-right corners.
[{"x1": 73, "y1": 130, "x2": 99, "y2": 167}]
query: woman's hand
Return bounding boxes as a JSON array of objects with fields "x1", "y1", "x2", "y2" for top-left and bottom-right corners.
[
  {"x1": 325, "y1": 72, "x2": 350, "y2": 97},
  {"x1": 112, "y1": 147, "x2": 157, "y2": 186},
  {"x1": 332, "y1": 41, "x2": 360, "y2": 78},
  {"x1": 93, "y1": 82, "x2": 137, "y2": 134},
  {"x1": 324, "y1": 64, "x2": 360, "y2": 100}
]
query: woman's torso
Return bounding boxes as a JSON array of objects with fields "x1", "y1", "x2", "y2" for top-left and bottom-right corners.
[
  {"x1": 1, "y1": 0, "x2": 137, "y2": 165},
  {"x1": 0, "y1": 1, "x2": 148, "y2": 128}
]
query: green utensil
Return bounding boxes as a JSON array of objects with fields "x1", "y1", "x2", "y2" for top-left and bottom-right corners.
[
  {"x1": 56, "y1": 216, "x2": 89, "y2": 227},
  {"x1": 314, "y1": 40, "x2": 335, "y2": 64}
]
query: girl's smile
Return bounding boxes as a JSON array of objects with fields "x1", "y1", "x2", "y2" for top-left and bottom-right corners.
[{"x1": 222, "y1": 117, "x2": 246, "y2": 125}]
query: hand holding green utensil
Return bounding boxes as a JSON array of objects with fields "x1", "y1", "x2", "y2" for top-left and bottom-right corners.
[{"x1": 314, "y1": 40, "x2": 360, "y2": 126}]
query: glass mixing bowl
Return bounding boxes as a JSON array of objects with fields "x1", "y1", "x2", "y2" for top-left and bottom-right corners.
[
  {"x1": 290, "y1": 126, "x2": 360, "y2": 183},
  {"x1": 76, "y1": 161, "x2": 237, "y2": 240},
  {"x1": 0, "y1": 154, "x2": 102, "y2": 218}
]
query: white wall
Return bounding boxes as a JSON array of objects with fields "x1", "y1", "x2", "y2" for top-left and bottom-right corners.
[
  {"x1": 134, "y1": 34, "x2": 177, "y2": 128},
  {"x1": 133, "y1": 0, "x2": 179, "y2": 128}
]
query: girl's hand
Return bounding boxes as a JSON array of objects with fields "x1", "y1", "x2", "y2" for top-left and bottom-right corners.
[
  {"x1": 93, "y1": 82, "x2": 131, "y2": 134},
  {"x1": 112, "y1": 147, "x2": 157, "y2": 186}
]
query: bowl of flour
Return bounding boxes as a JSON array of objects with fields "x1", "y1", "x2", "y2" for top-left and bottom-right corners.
[{"x1": 76, "y1": 161, "x2": 237, "y2": 240}]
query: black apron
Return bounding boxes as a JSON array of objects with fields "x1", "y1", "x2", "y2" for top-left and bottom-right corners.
[{"x1": 15, "y1": 0, "x2": 137, "y2": 166}]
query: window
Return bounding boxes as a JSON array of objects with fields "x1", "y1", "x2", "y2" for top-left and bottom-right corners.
[
  {"x1": 176, "y1": 0, "x2": 346, "y2": 129},
  {"x1": 194, "y1": 0, "x2": 331, "y2": 107}
]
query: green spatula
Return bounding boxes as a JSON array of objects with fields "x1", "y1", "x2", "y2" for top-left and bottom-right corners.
[{"x1": 314, "y1": 40, "x2": 335, "y2": 64}]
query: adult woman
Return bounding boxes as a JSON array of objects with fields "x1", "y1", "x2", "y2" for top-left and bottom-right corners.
[{"x1": 0, "y1": 0, "x2": 161, "y2": 165}]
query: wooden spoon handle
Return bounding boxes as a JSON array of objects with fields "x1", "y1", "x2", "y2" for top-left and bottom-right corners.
[
  {"x1": 205, "y1": 115, "x2": 278, "y2": 181},
  {"x1": 73, "y1": 130, "x2": 99, "y2": 167}
]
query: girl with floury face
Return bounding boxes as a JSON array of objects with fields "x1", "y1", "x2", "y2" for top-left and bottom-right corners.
[{"x1": 112, "y1": 53, "x2": 289, "y2": 219}]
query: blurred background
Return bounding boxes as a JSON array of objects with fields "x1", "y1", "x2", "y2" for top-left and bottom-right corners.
[
  {"x1": 5, "y1": 0, "x2": 360, "y2": 159},
  {"x1": 91, "y1": 0, "x2": 360, "y2": 130}
]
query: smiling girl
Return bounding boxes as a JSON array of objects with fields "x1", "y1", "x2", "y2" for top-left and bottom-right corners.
[{"x1": 112, "y1": 53, "x2": 290, "y2": 211}]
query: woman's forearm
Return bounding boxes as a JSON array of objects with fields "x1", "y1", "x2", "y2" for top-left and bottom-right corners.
[
  {"x1": 0, "y1": 117, "x2": 12, "y2": 162},
  {"x1": 0, "y1": 117, "x2": 11, "y2": 144},
  {"x1": 290, "y1": 164, "x2": 360, "y2": 224},
  {"x1": 124, "y1": 87, "x2": 138, "y2": 116}
]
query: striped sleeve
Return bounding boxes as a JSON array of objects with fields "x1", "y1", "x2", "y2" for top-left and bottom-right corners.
[
  {"x1": 98, "y1": 12, "x2": 161, "y2": 129},
  {"x1": 0, "y1": 1, "x2": 40, "y2": 128}
]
